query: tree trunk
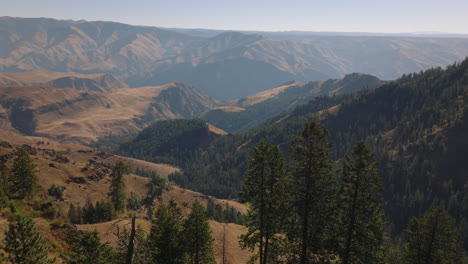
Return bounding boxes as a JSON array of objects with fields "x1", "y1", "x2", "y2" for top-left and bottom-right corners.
[
  {"x1": 125, "y1": 217, "x2": 136, "y2": 264},
  {"x1": 343, "y1": 168, "x2": 361, "y2": 264}
]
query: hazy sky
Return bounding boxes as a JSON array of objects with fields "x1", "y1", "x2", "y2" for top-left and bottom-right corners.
[{"x1": 2, "y1": 0, "x2": 468, "y2": 33}]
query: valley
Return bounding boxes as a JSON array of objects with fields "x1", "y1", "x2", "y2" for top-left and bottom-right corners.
[{"x1": 0, "y1": 13, "x2": 467, "y2": 264}]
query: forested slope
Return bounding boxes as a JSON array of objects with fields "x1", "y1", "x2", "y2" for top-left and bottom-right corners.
[{"x1": 108, "y1": 58, "x2": 468, "y2": 245}]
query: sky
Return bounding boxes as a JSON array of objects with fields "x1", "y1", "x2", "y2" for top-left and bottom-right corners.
[{"x1": 2, "y1": 0, "x2": 468, "y2": 34}]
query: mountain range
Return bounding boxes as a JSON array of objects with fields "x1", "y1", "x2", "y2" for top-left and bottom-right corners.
[
  {"x1": 2, "y1": 16, "x2": 468, "y2": 100},
  {"x1": 0, "y1": 70, "x2": 383, "y2": 143}
]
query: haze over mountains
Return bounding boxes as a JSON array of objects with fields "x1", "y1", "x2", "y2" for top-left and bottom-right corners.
[
  {"x1": 0, "y1": 70, "x2": 128, "y2": 92},
  {"x1": 2, "y1": 16, "x2": 468, "y2": 100}
]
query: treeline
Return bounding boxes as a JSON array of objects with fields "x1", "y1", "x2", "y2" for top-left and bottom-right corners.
[
  {"x1": 1, "y1": 199, "x2": 216, "y2": 264},
  {"x1": 119, "y1": 119, "x2": 220, "y2": 165},
  {"x1": 240, "y1": 121, "x2": 465, "y2": 263},
  {"x1": 205, "y1": 198, "x2": 247, "y2": 225}
]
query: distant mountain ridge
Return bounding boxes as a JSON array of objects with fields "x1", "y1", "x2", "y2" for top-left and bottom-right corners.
[
  {"x1": 0, "y1": 82, "x2": 218, "y2": 143},
  {"x1": 0, "y1": 70, "x2": 128, "y2": 92},
  {"x1": 201, "y1": 73, "x2": 383, "y2": 132},
  {"x1": 2, "y1": 17, "x2": 468, "y2": 100},
  {"x1": 0, "y1": 71, "x2": 382, "y2": 144}
]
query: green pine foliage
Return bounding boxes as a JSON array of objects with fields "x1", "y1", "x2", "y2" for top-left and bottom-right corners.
[
  {"x1": 289, "y1": 121, "x2": 337, "y2": 263},
  {"x1": 1, "y1": 214, "x2": 55, "y2": 264},
  {"x1": 127, "y1": 192, "x2": 142, "y2": 211},
  {"x1": 337, "y1": 142, "x2": 385, "y2": 264},
  {"x1": 403, "y1": 207, "x2": 464, "y2": 264},
  {"x1": 0, "y1": 161, "x2": 9, "y2": 208},
  {"x1": 119, "y1": 119, "x2": 219, "y2": 166},
  {"x1": 148, "y1": 200, "x2": 185, "y2": 264},
  {"x1": 9, "y1": 149, "x2": 39, "y2": 199},
  {"x1": 239, "y1": 139, "x2": 290, "y2": 264},
  {"x1": 205, "y1": 198, "x2": 247, "y2": 225},
  {"x1": 109, "y1": 161, "x2": 129, "y2": 213},
  {"x1": 68, "y1": 200, "x2": 116, "y2": 224},
  {"x1": 117, "y1": 225, "x2": 153, "y2": 264},
  {"x1": 183, "y1": 200, "x2": 215, "y2": 264},
  {"x1": 68, "y1": 230, "x2": 115, "y2": 264},
  {"x1": 48, "y1": 184, "x2": 65, "y2": 200}
]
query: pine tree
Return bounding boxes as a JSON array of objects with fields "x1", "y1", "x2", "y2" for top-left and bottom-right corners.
[
  {"x1": 68, "y1": 203, "x2": 78, "y2": 224},
  {"x1": 337, "y1": 141, "x2": 385, "y2": 264},
  {"x1": 2, "y1": 214, "x2": 55, "y2": 264},
  {"x1": 239, "y1": 139, "x2": 290, "y2": 264},
  {"x1": 0, "y1": 161, "x2": 9, "y2": 208},
  {"x1": 83, "y1": 199, "x2": 96, "y2": 224},
  {"x1": 403, "y1": 207, "x2": 464, "y2": 264},
  {"x1": 183, "y1": 200, "x2": 215, "y2": 264},
  {"x1": 127, "y1": 192, "x2": 142, "y2": 210},
  {"x1": 68, "y1": 230, "x2": 115, "y2": 264},
  {"x1": 289, "y1": 121, "x2": 336, "y2": 263},
  {"x1": 9, "y1": 149, "x2": 38, "y2": 199},
  {"x1": 76, "y1": 205, "x2": 84, "y2": 224},
  {"x1": 109, "y1": 161, "x2": 129, "y2": 213},
  {"x1": 148, "y1": 200, "x2": 185, "y2": 264},
  {"x1": 117, "y1": 223, "x2": 153, "y2": 264}
]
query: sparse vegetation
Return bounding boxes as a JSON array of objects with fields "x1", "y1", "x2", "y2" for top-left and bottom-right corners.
[{"x1": 48, "y1": 184, "x2": 65, "y2": 200}]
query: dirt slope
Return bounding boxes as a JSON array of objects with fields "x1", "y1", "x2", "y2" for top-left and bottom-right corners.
[{"x1": 0, "y1": 131, "x2": 251, "y2": 263}]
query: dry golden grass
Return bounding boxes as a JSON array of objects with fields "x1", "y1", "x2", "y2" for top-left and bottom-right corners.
[
  {"x1": 0, "y1": 70, "x2": 110, "y2": 85},
  {"x1": 227, "y1": 81, "x2": 302, "y2": 107},
  {"x1": 0, "y1": 82, "x2": 215, "y2": 143},
  {"x1": 0, "y1": 70, "x2": 129, "y2": 93},
  {"x1": 210, "y1": 106, "x2": 246, "y2": 112},
  {"x1": 75, "y1": 219, "x2": 251, "y2": 264},
  {"x1": 0, "y1": 132, "x2": 251, "y2": 263},
  {"x1": 207, "y1": 123, "x2": 228, "y2": 135}
]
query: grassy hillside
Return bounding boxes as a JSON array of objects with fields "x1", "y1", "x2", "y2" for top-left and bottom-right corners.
[
  {"x1": 0, "y1": 131, "x2": 251, "y2": 263},
  {"x1": 0, "y1": 82, "x2": 218, "y2": 143}
]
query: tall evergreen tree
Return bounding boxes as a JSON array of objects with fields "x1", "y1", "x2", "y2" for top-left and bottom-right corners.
[
  {"x1": 2, "y1": 215, "x2": 55, "y2": 264},
  {"x1": 9, "y1": 149, "x2": 38, "y2": 199},
  {"x1": 402, "y1": 206, "x2": 464, "y2": 264},
  {"x1": 239, "y1": 139, "x2": 290, "y2": 264},
  {"x1": 183, "y1": 200, "x2": 215, "y2": 264},
  {"x1": 68, "y1": 203, "x2": 78, "y2": 224},
  {"x1": 337, "y1": 141, "x2": 385, "y2": 264},
  {"x1": 289, "y1": 121, "x2": 336, "y2": 264},
  {"x1": 68, "y1": 230, "x2": 115, "y2": 264},
  {"x1": 117, "y1": 223, "x2": 153, "y2": 264},
  {"x1": 148, "y1": 200, "x2": 185, "y2": 264},
  {"x1": 109, "y1": 161, "x2": 129, "y2": 213},
  {"x1": 0, "y1": 161, "x2": 9, "y2": 208}
]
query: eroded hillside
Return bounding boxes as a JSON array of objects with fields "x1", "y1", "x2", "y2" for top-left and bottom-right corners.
[{"x1": 0, "y1": 82, "x2": 219, "y2": 143}]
